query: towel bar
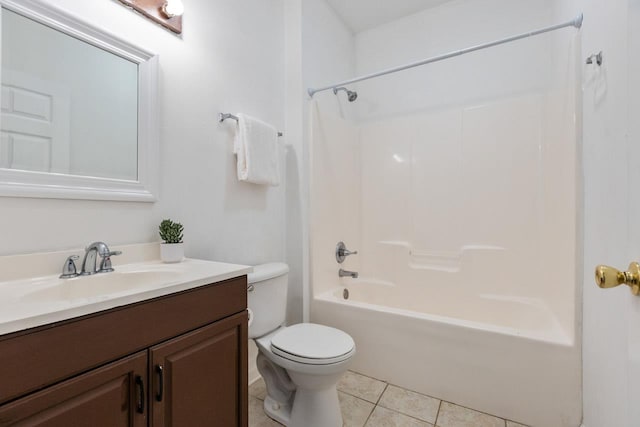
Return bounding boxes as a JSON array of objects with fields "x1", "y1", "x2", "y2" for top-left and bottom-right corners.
[{"x1": 218, "y1": 113, "x2": 283, "y2": 137}]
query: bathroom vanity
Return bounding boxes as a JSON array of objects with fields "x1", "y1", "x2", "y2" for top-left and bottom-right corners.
[{"x1": 0, "y1": 253, "x2": 250, "y2": 427}]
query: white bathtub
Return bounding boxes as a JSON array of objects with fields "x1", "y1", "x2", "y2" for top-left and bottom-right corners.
[{"x1": 312, "y1": 280, "x2": 581, "y2": 427}]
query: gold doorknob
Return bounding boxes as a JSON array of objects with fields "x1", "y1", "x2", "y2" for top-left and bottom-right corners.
[{"x1": 595, "y1": 262, "x2": 640, "y2": 295}]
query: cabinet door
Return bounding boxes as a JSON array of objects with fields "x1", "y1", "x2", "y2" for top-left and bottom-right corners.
[
  {"x1": 0, "y1": 351, "x2": 147, "y2": 427},
  {"x1": 150, "y1": 311, "x2": 248, "y2": 427}
]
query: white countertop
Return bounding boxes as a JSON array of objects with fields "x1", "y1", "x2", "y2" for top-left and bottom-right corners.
[{"x1": 0, "y1": 258, "x2": 252, "y2": 336}]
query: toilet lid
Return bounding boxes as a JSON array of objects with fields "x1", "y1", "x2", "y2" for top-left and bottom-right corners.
[{"x1": 271, "y1": 323, "x2": 355, "y2": 365}]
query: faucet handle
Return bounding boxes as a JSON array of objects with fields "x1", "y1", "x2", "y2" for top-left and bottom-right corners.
[
  {"x1": 336, "y1": 241, "x2": 358, "y2": 263},
  {"x1": 98, "y1": 250, "x2": 122, "y2": 273},
  {"x1": 60, "y1": 255, "x2": 80, "y2": 279}
]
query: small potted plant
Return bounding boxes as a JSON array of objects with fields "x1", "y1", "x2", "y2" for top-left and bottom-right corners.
[{"x1": 159, "y1": 219, "x2": 184, "y2": 263}]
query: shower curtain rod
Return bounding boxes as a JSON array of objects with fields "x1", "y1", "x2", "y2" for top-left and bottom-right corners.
[{"x1": 307, "y1": 13, "x2": 583, "y2": 98}]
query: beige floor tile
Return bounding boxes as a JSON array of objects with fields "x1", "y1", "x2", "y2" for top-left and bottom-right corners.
[
  {"x1": 365, "y1": 406, "x2": 434, "y2": 427},
  {"x1": 249, "y1": 377, "x2": 267, "y2": 400},
  {"x1": 338, "y1": 371, "x2": 387, "y2": 403},
  {"x1": 339, "y1": 391, "x2": 376, "y2": 427},
  {"x1": 506, "y1": 421, "x2": 528, "y2": 427},
  {"x1": 436, "y1": 402, "x2": 505, "y2": 427},
  {"x1": 249, "y1": 396, "x2": 283, "y2": 427},
  {"x1": 378, "y1": 384, "x2": 440, "y2": 424}
]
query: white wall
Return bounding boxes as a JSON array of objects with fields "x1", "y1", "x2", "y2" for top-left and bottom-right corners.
[
  {"x1": 283, "y1": 0, "x2": 305, "y2": 325},
  {"x1": 353, "y1": 0, "x2": 555, "y2": 121},
  {"x1": 302, "y1": 0, "x2": 356, "y2": 119},
  {"x1": 0, "y1": 0, "x2": 288, "y2": 270}
]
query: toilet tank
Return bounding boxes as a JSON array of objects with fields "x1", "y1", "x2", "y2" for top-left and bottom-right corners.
[{"x1": 247, "y1": 263, "x2": 289, "y2": 339}]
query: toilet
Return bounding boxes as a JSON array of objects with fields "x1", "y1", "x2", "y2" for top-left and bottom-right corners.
[{"x1": 248, "y1": 263, "x2": 355, "y2": 427}]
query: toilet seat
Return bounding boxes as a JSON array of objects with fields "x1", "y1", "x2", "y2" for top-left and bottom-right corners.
[{"x1": 271, "y1": 323, "x2": 355, "y2": 365}]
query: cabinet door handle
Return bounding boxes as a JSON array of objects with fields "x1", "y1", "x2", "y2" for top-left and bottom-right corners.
[
  {"x1": 135, "y1": 375, "x2": 145, "y2": 414},
  {"x1": 155, "y1": 365, "x2": 164, "y2": 402}
]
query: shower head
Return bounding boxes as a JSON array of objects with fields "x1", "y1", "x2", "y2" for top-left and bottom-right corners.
[{"x1": 333, "y1": 87, "x2": 358, "y2": 102}]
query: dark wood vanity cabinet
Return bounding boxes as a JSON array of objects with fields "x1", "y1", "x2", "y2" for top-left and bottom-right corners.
[
  {"x1": 0, "y1": 276, "x2": 248, "y2": 427},
  {"x1": 0, "y1": 351, "x2": 148, "y2": 427},
  {"x1": 150, "y1": 314, "x2": 245, "y2": 426}
]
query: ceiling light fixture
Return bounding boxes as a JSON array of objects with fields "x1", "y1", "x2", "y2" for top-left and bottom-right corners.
[{"x1": 161, "y1": 0, "x2": 184, "y2": 18}]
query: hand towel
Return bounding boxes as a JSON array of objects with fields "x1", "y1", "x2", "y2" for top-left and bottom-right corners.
[{"x1": 233, "y1": 113, "x2": 280, "y2": 186}]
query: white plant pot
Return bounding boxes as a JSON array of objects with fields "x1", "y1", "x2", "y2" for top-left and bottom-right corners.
[{"x1": 160, "y1": 243, "x2": 184, "y2": 263}]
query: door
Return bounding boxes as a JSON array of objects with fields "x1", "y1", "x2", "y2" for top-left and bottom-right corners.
[
  {"x1": 0, "y1": 69, "x2": 70, "y2": 174},
  {"x1": 582, "y1": 0, "x2": 640, "y2": 426},
  {"x1": 628, "y1": 3, "x2": 640, "y2": 425},
  {"x1": 150, "y1": 312, "x2": 248, "y2": 427},
  {"x1": 0, "y1": 351, "x2": 147, "y2": 427}
]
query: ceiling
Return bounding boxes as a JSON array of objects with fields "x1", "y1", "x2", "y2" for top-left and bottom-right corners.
[{"x1": 325, "y1": 0, "x2": 453, "y2": 33}]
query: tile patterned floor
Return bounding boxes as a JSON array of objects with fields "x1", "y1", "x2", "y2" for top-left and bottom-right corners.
[{"x1": 248, "y1": 371, "x2": 529, "y2": 427}]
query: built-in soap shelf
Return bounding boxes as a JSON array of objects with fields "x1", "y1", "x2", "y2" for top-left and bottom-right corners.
[{"x1": 379, "y1": 241, "x2": 505, "y2": 273}]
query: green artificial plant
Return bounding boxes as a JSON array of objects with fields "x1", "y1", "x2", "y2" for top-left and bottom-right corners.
[{"x1": 159, "y1": 219, "x2": 184, "y2": 244}]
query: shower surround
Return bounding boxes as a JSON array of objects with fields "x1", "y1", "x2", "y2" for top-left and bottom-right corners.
[{"x1": 306, "y1": 1, "x2": 581, "y2": 425}]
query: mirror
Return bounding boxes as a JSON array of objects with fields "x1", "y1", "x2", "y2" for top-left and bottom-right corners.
[{"x1": 0, "y1": 0, "x2": 158, "y2": 201}]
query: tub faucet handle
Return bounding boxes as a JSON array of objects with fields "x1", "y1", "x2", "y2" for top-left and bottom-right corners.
[{"x1": 336, "y1": 241, "x2": 358, "y2": 263}]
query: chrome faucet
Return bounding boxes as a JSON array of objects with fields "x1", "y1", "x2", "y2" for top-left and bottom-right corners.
[
  {"x1": 339, "y1": 269, "x2": 359, "y2": 279},
  {"x1": 80, "y1": 242, "x2": 122, "y2": 276}
]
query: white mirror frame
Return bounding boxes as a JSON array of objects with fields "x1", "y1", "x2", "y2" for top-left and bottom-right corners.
[{"x1": 0, "y1": 0, "x2": 159, "y2": 202}]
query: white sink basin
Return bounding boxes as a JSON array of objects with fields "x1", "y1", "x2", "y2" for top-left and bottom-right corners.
[
  {"x1": 24, "y1": 270, "x2": 184, "y2": 302},
  {"x1": 0, "y1": 258, "x2": 252, "y2": 335}
]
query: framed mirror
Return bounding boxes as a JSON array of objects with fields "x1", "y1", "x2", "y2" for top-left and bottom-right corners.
[{"x1": 0, "y1": 0, "x2": 158, "y2": 202}]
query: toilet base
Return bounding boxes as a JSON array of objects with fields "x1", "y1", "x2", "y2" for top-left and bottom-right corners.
[
  {"x1": 257, "y1": 351, "x2": 347, "y2": 427},
  {"x1": 263, "y1": 395, "x2": 293, "y2": 426},
  {"x1": 263, "y1": 384, "x2": 343, "y2": 427},
  {"x1": 288, "y1": 383, "x2": 342, "y2": 427}
]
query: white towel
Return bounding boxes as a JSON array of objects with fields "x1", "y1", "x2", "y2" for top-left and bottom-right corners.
[{"x1": 233, "y1": 113, "x2": 280, "y2": 186}]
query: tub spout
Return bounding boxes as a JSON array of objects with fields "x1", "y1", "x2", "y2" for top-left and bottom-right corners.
[{"x1": 339, "y1": 269, "x2": 358, "y2": 279}]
